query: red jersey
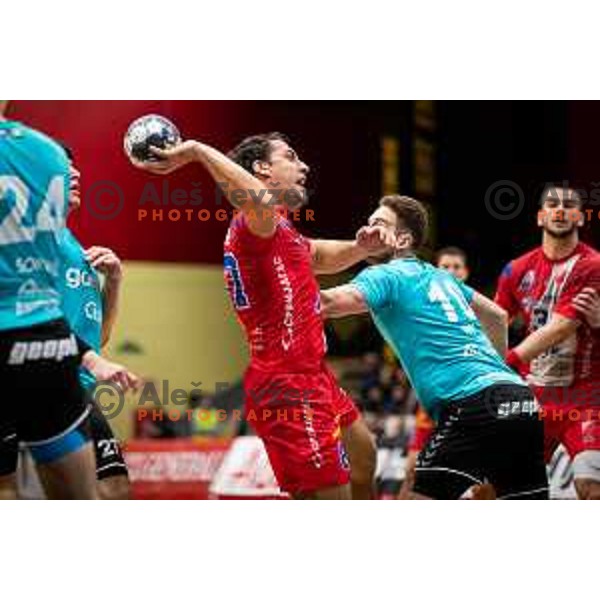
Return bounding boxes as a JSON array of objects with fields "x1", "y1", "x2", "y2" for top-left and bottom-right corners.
[
  {"x1": 223, "y1": 215, "x2": 326, "y2": 373},
  {"x1": 495, "y1": 242, "x2": 600, "y2": 394}
]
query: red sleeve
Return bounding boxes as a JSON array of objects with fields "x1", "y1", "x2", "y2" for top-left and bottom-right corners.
[
  {"x1": 555, "y1": 257, "x2": 600, "y2": 320},
  {"x1": 234, "y1": 214, "x2": 278, "y2": 252},
  {"x1": 494, "y1": 262, "x2": 520, "y2": 318}
]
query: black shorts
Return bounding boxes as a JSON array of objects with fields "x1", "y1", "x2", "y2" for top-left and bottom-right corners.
[
  {"x1": 0, "y1": 318, "x2": 90, "y2": 476},
  {"x1": 88, "y1": 401, "x2": 128, "y2": 480},
  {"x1": 414, "y1": 384, "x2": 548, "y2": 500}
]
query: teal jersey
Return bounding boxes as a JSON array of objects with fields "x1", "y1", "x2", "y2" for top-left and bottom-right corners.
[
  {"x1": 352, "y1": 257, "x2": 525, "y2": 420},
  {"x1": 58, "y1": 228, "x2": 103, "y2": 389},
  {"x1": 0, "y1": 121, "x2": 69, "y2": 331}
]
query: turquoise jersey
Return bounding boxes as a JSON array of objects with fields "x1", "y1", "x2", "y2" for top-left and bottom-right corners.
[
  {"x1": 0, "y1": 121, "x2": 69, "y2": 331},
  {"x1": 58, "y1": 228, "x2": 103, "y2": 389},
  {"x1": 352, "y1": 257, "x2": 525, "y2": 420}
]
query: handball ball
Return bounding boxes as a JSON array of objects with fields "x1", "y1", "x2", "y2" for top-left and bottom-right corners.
[{"x1": 124, "y1": 114, "x2": 181, "y2": 163}]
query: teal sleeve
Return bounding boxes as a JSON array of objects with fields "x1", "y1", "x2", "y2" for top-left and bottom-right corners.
[
  {"x1": 456, "y1": 279, "x2": 475, "y2": 304},
  {"x1": 351, "y1": 266, "x2": 394, "y2": 311}
]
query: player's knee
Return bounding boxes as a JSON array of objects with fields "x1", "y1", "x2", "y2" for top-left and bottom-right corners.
[
  {"x1": 575, "y1": 479, "x2": 600, "y2": 500},
  {"x1": 97, "y1": 475, "x2": 130, "y2": 500}
]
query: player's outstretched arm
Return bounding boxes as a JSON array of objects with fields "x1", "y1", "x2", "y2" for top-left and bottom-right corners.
[
  {"x1": 132, "y1": 141, "x2": 277, "y2": 237},
  {"x1": 320, "y1": 285, "x2": 369, "y2": 318},
  {"x1": 310, "y1": 240, "x2": 370, "y2": 275},
  {"x1": 470, "y1": 292, "x2": 509, "y2": 357},
  {"x1": 507, "y1": 314, "x2": 579, "y2": 369},
  {"x1": 86, "y1": 246, "x2": 122, "y2": 348},
  {"x1": 310, "y1": 226, "x2": 398, "y2": 275}
]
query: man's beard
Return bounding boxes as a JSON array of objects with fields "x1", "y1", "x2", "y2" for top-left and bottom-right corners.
[{"x1": 544, "y1": 224, "x2": 577, "y2": 240}]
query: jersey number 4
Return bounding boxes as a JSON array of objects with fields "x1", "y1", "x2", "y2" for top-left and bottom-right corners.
[
  {"x1": 0, "y1": 176, "x2": 65, "y2": 245},
  {"x1": 224, "y1": 252, "x2": 250, "y2": 310}
]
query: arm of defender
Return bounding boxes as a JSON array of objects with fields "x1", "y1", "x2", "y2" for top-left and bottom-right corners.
[
  {"x1": 100, "y1": 278, "x2": 120, "y2": 348},
  {"x1": 320, "y1": 284, "x2": 370, "y2": 318},
  {"x1": 510, "y1": 314, "x2": 579, "y2": 364},
  {"x1": 85, "y1": 246, "x2": 122, "y2": 348},
  {"x1": 470, "y1": 291, "x2": 509, "y2": 357},
  {"x1": 81, "y1": 351, "x2": 140, "y2": 391},
  {"x1": 133, "y1": 140, "x2": 278, "y2": 237},
  {"x1": 572, "y1": 287, "x2": 600, "y2": 328}
]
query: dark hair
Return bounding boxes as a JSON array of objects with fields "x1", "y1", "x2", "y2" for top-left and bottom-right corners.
[
  {"x1": 435, "y1": 246, "x2": 468, "y2": 265},
  {"x1": 228, "y1": 132, "x2": 290, "y2": 175},
  {"x1": 379, "y1": 195, "x2": 429, "y2": 250},
  {"x1": 56, "y1": 140, "x2": 74, "y2": 162}
]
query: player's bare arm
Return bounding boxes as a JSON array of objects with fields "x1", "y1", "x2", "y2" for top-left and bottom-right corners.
[
  {"x1": 508, "y1": 314, "x2": 579, "y2": 366},
  {"x1": 310, "y1": 226, "x2": 397, "y2": 275},
  {"x1": 573, "y1": 287, "x2": 600, "y2": 328},
  {"x1": 86, "y1": 246, "x2": 122, "y2": 347},
  {"x1": 320, "y1": 284, "x2": 369, "y2": 318},
  {"x1": 81, "y1": 351, "x2": 140, "y2": 392},
  {"x1": 132, "y1": 141, "x2": 278, "y2": 237},
  {"x1": 470, "y1": 292, "x2": 508, "y2": 357}
]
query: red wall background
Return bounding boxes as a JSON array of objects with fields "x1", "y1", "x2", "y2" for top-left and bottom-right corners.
[{"x1": 8, "y1": 101, "x2": 399, "y2": 265}]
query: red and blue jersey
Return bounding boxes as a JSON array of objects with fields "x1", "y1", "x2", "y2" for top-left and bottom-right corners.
[
  {"x1": 223, "y1": 215, "x2": 326, "y2": 373},
  {"x1": 495, "y1": 242, "x2": 600, "y2": 394}
]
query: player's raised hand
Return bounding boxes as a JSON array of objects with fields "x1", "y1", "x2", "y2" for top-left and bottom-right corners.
[
  {"x1": 85, "y1": 246, "x2": 122, "y2": 281},
  {"x1": 356, "y1": 225, "x2": 398, "y2": 256},
  {"x1": 129, "y1": 140, "x2": 200, "y2": 175},
  {"x1": 573, "y1": 287, "x2": 600, "y2": 328}
]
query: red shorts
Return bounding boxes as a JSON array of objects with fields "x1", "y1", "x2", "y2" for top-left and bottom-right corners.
[
  {"x1": 532, "y1": 386, "x2": 600, "y2": 462},
  {"x1": 243, "y1": 363, "x2": 359, "y2": 495}
]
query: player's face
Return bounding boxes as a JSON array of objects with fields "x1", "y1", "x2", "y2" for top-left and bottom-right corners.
[
  {"x1": 437, "y1": 254, "x2": 469, "y2": 282},
  {"x1": 365, "y1": 205, "x2": 401, "y2": 262},
  {"x1": 67, "y1": 161, "x2": 81, "y2": 211},
  {"x1": 265, "y1": 140, "x2": 309, "y2": 205},
  {"x1": 368, "y1": 205, "x2": 398, "y2": 232},
  {"x1": 0, "y1": 101, "x2": 9, "y2": 115},
  {"x1": 538, "y1": 187, "x2": 582, "y2": 238}
]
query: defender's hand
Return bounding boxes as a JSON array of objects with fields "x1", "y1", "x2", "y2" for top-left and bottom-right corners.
[
  {"x1": 83, "y1": 353, "x2": 141, "y2": 392},
  {"x1": 85, "y1": 246, "x2": 122, "y2": 283}
]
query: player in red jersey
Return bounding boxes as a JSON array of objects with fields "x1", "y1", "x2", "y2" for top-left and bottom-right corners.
[
  {"x1": 495, "y1": 185, "x2": 600, "y2": 499},
  {"x1": 132, "y1": 132, "x2": 393, "y2": 499}
]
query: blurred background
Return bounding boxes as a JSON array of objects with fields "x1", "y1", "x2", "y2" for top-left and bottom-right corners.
[{"x1": 8, "y1": 101, "x2": 599, "y2": 498}]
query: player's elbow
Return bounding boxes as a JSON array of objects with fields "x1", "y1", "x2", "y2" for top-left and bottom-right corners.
[
  {"x1": 494, "y1": 306, "x2": 509, "y2": 327},
  {"x1": 319, "y1": 291, "x2": 334, "y2": 318}
]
